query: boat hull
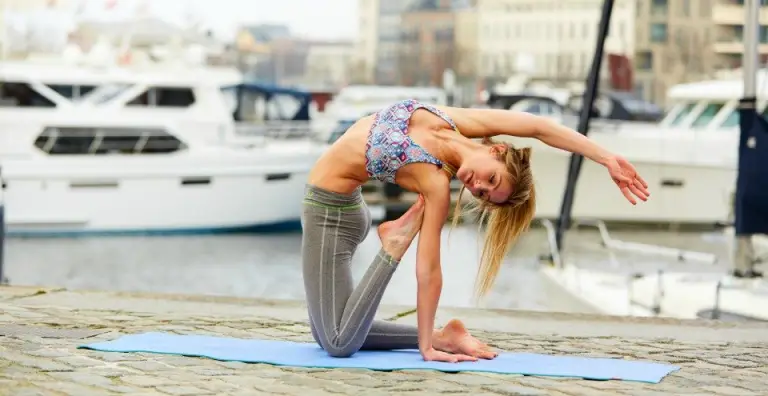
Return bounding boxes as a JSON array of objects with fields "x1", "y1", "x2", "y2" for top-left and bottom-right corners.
[{"x1": 1, "y1": 143, "x2": 323, "y2": 237}]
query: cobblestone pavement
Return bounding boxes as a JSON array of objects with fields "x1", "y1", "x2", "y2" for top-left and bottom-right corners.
[{"x1": 2, "y1": 286, "x2": 768, "y2": 395}]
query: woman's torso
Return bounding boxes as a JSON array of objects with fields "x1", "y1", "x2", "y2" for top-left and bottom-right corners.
[{"x1": 307, "y1": 100, "x2": 458, "y2": 194}]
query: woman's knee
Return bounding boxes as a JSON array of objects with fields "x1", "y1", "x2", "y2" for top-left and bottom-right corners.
[{"x1": 324, "y1": 344, "x2": 356, "y2": 358}]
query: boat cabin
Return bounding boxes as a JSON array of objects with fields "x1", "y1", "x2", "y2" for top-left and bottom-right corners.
[
  {"x1": 0, "y1": 61, "x2": 313, "y2": 158},
  {"x1": 662, "y1": 70, "x2": 768, "y2": 131}
]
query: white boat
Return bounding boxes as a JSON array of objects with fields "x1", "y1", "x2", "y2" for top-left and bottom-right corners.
[
  {"x1": 493, "y1": 72, "x2": 768, "y2": 225},
  {"x1": 0, "y1": 60, "x2": 326, "y2": 236},
  {"x1": 538, "y1": 219, "x2": 768, "y2": 321}
]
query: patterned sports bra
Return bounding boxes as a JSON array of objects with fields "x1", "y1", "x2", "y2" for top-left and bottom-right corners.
[{"x1": 365, "y1": 99, "x2": 458, "y2": 183}]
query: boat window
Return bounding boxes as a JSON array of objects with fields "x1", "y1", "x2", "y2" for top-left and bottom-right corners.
[
  {"x1": 668, "y1": 103, "x2": 696, "y2": 126},
  {"x1": 83, "y1": 84, "x2": 133, "y2": 104},
  {"x1": 34, "y1": 127, "x2": 185, "y2": 155},
  {"x1": 46, "y1": 84, "x2": 97, "y2": 101},
  {"x1": 690, "y1": 103, "x2": 725, "y2": 128},
  {"x1": 719, "y1": 109, "x2": 740, "y2": 128},
  {"x1": 0, "y1": 82, "x2": 56, "y2": 107},
  {"x1": 127, "y1": 87, "x2": 196, "y2": 108},
  {"x1": 522, "y1": 101, "x2": 543, "y2": 114}
]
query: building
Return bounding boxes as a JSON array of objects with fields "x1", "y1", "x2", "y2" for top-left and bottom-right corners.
[
  {"x1": 454, "y1": 7, "x2": 479, "y2": 79},
  {"x1": 398, "y1": 1, "x2": 457, "y2": 86},
  {"x1": 475, "y1": 0, "x2": 636, "y2": 84},
  {"x1": 356, "y1": 0, "x2": 476, "y2": 85},
  {"x1": 356, "y1": 0, "x2": 380, "y2": 83},
  {"x1": 302, "y1": 41, "x2": 356, "y2": 88},
  {"x1": 633, "y1": 0, "x2": 768, "y2": 106}
]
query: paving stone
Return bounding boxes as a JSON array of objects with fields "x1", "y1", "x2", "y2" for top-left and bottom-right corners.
[{"x1": 0, "y1": 286, "x2": 767, "y2": 395}]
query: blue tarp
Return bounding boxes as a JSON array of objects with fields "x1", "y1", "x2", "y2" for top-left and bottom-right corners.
[
  {"x1": 223, "y1": 82, "x2": 311, "y2": 121},
  {"x1": 735, "y1": 101, "x2": 768, "y2": 235}
]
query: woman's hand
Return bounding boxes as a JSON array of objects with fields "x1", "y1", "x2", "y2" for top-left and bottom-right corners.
[
  {"x1": 422, "y1": 348, "x2": 477, "y2": 363},
  {"x1": 603, "y1": 154, "x2": 650, "y2": 205}
]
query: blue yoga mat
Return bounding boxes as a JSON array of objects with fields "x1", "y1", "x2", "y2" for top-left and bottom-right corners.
[{"x1": 79, "y1": 332, "x2": 679, "y2": 383}]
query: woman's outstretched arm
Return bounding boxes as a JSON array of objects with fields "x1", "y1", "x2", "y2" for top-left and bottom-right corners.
[
  {"x1": 438, "y1": 106, "x2": 612, "y2": 166},
  {"x1": 438, "y1": 106, "x2": 650, "y2": 204}
]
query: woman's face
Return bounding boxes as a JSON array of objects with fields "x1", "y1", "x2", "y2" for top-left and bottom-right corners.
[{"x1": 456, "y1": 147, "x2": 514, "y2": 204}]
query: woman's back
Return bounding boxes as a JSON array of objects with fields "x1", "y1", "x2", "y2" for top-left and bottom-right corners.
[{"x1": 308, "y1": 115, "x2": 374, "y2": 193}]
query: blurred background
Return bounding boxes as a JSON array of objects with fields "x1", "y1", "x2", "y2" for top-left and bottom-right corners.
[{"x1": 1, "y1": 0, "x2": 767, "y2": 324}]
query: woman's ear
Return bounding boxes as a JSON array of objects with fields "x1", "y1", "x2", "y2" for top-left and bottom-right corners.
[{"x1": 490, "y1": 143, "x2": 507, "y2": 157}]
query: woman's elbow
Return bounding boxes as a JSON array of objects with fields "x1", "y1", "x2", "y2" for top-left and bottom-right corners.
[{"x1": 416, "y1": 265, "x2": 442, "y2": 285}]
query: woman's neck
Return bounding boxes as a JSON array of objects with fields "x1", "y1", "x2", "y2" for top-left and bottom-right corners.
[{"x1": 434, "y1": 129, "x2": 481, "y2": 169}]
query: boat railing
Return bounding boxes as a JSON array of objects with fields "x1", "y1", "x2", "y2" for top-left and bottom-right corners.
[
  {"x1": 234, "y1": 122, "x2": 317, "y2": 140},
  {"x1": 540, "y1": 218, "x2": 718, "y2": 316}
]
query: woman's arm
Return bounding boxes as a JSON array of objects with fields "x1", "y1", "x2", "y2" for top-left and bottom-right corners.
[
  {"x1": 414, "y1": 181, "x2": 448, "y2": 355},
  {"x1": 438, "y1": 106, "x2": 612, "y2": 166}
]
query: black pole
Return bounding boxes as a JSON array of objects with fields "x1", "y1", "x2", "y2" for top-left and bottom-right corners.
[{"x1": 554, "y1": 0, "x2": 615, "y2": 252}]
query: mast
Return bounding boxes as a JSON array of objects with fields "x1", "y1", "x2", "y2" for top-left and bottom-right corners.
[{"x1": 554, "y1": 0, "x2": 615, "y2": 252}]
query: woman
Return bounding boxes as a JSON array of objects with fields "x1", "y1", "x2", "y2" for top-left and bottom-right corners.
[{"x1": 302, "y1": 99, "x2": 648, "y2": 363}]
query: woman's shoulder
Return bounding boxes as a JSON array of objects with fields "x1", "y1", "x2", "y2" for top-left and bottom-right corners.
[{"x1": 411, "y1": 165, "x2": 452, "y2": 199}]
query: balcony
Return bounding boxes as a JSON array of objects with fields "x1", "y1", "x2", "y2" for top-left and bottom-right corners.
[
  {"x1": 713, "y1": 41, "x2": 768, "y2": 54},
  {"x1": 712, "y1": 3, "x2": 768, "y2": 25}
]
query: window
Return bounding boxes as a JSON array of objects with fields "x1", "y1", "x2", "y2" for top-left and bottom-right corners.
[
  {"x1": 650, "y1": 23, "x2": 668, "y2": 42},
  {"x1": 637, "y1": 51, "x2": 653, "y2": 70},
  {"x1": 681, "y1": 0, "x2": 690, "y2": 17},
  {"x1": 0, "y1": 82, "x2": 55, "y2": 107},
  {"x1": 127, "y1": 87, "x2": 195, "y2": 108},
  {"x1": 434, "y1": 27, "x2": 453, "y2": 42},
  {"x1": 651, "y1": 0, "x2": 668, "y2": 15},
  {"x1": 690, "y1": 103, "x2": 724, "y2": 128},
  {"x1": 46, "y1": 84, "x2": 97, "y2": 101},
  {"x1": 720, "y1": 110, "x2": 739, "y2": 128},
  {"x1": 34, "y1": 127, "x2": 185, "y2": 155},
  {"x1": 669, "y1": 103, "x2": 695, "y2": 126}
]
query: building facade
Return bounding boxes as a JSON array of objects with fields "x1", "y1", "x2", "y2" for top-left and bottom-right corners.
[
  {"x1": 475, "y1": 0, "x2": 636, "y2": 82},
  {"x1": 356, "y1": 0, "x2": 474, "y2": 85},
  {"x1": 634, "y1": 0, "x2": 768, "y2": 106},
  {"x1": 303, "y1": 41, "x2": 356, "y2": 88},
  {"x1": 398, "y1": 1, "x2": 458, "y2": 86}
]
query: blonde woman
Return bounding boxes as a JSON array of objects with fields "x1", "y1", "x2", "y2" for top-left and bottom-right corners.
[{"x1": 302, "y1": 99, "x2": 648, "y2": 363}]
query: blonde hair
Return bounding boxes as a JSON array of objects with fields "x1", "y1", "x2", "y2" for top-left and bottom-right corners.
[{"x1": 450, "y1": 138, "x2": 537, "y2": 300}]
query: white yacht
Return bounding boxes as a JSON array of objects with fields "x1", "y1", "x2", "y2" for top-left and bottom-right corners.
[
  {"x1": 494, "y1": 73, "x2": 768, "y2": 225},
  {"x1": 0, "y1": 60, "x2": 326, "y2": 236}
]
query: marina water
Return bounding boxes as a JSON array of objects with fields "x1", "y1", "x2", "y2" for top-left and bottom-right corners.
[{"x1": 3, "y1": 222, "x2": 731, "y2": 315}]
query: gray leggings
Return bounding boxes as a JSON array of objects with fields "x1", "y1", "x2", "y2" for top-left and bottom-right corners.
[{"x1": 301, "y1": 184, "x2": 419, "y2": 357}]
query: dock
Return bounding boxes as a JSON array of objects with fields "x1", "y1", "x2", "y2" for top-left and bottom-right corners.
[{"x1": 1, "y1": 285, "x2": 766, "y2": 395}]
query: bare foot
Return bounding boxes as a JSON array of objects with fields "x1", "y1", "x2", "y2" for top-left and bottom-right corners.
[
  {"x1": 377, "y1": 195, "x2": 425, "y2": 260},
  {"x1": 433, "y1": 319, "x2": 498, "y2": 360}
]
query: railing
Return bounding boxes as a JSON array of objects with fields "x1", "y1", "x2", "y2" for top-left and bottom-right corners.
[
  {"x1": 540, "y1": 218, "x2": 718, "y2": 317},
  {"x1": 234, "y1": 121, "x2": 318, "y2": 140}
]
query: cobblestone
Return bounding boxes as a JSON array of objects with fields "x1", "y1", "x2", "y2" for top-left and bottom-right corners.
[{"x1": 1, "y1": 286, "x2": 768, "y2": 395}]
